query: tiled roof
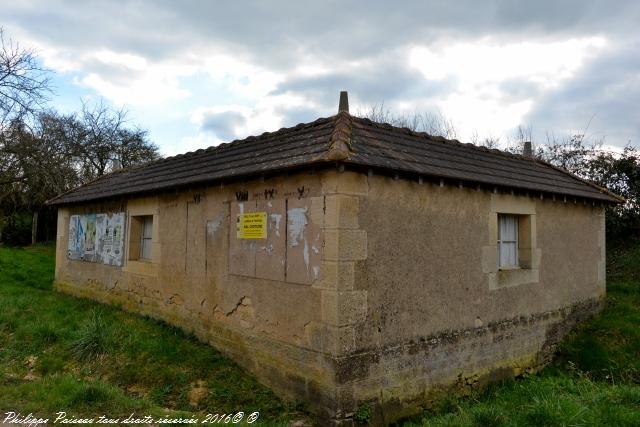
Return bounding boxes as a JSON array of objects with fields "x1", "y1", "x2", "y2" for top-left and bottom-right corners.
[
  {"x1": 348, "y1": 117, "x2": 621, "y2": 202},
  {"x1": 47, "y1": 111, "x2": 622, "y2": 205}
]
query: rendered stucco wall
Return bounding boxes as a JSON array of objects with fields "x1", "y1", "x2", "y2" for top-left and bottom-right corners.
[
  {"x1": 54, "y1": 170, "x2": 359, "y2": 420},
  {"x1": 329, "y1": 172, "x2": 606, "y2": 423},
  {"x1": 53, "y1": 168, "x2": 607, "y2": 425}
]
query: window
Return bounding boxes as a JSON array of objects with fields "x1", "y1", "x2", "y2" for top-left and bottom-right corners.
[
  {"x1": 139, "y1": 216, "x2": 153, "y2": 260},
  {"x1": 498, "y1": 214, "x2": 518, "y2": 268},
  {"x1": 485, "y1": 196, "x2": 539, "y2": 290},
  {"x1": 125, "y1": 206, "x2": 160, "y2": 276}
]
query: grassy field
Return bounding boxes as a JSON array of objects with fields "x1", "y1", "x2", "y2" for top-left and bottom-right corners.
[
  {"x1": 0, "y1": 244, "x2": 305, "y2": 425},
  {"x1": 0, "y1": 243, "x2": 639, "y2": 426}
]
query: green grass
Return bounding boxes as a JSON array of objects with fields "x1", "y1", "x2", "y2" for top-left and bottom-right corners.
[
  {"x1": 0, "y1": 244, "x2": 305, "y2": 425},
  {"x1": 403, "y1": 241, "x2": 640, "y2": 426},
  {"x1": 2, "y1": 242, "x2": 640, "y2": 426}
]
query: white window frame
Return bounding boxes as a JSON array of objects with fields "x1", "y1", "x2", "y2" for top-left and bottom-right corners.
[
  {"x1": 497, "y1": 214, "x2": 519, "y2": 269},
  {"x1": 139, "y1": 215, "x2": 153, "y2": 260}
]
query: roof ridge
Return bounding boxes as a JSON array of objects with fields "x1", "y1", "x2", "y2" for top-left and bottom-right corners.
[
  {"x1": 130, "y1": 115, "x2": 336, "y2": 170},
  {"x1": 352, "y1": 115, "x2": 528, "y2": 161},
  {"x1": 326, "y1": 111, "x2": 353, "y2": 161}
]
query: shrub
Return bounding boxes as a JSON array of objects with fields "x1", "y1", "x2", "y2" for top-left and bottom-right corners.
[{"x1": 354, "y1": 402, "x2": 372, "y2": 424}]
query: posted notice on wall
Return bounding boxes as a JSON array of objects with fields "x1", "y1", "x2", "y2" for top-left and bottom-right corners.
[{"x1": 236, "y1": 212, "x2": 267, "y2": 239}]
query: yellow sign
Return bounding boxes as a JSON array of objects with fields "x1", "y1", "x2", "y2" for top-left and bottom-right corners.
[{"x1": 236, "y1": 212, "x2": 267, "y2": 239}]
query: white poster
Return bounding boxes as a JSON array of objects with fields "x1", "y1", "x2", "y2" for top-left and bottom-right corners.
[
  {"x1": 97, "y1": 213, "x2": 125, "y2": 266},
  {"x1": 67, "y1": 215, "x2": 82, "y2": 260},
  {"x1": 83, "y1": 213, "x2": 97, "y2": 259},
  {"x1": 112, "y1": 213, "x2": 124, "y2": 266},
  {"x1": 67, "y1": 212, "x2": 125, "y2": 267}
]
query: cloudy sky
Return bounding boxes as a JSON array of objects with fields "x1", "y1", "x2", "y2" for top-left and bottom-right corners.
[{"x1": 4, "y1": 0, "x2": 639, "y2": 155}]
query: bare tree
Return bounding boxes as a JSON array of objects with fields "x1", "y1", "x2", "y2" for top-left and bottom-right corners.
[
  {"x1": 0, "y1": 28, "x2": 54, "y2": 244},
  {"x1": 0, "y1": 29, "x2": 161, "y2": 244},
  {"x1": 470, "y1": 131, "x2": 501, "y2": 149},
  {"x1": 359, "y1": 102, "x2": 458, "y2": 139},
  {"x1": 1, "y1": 103, "x2": 161, "y2": 244},
  {"x1": 0, "y1": 112, "x2": 80, "y2": 243},
  {"x1": 71, "y1": 100, "x2": 161, "y2": 180},
  {"x1": 0, "y1": 28, "x2": 51, "y2": 126}
]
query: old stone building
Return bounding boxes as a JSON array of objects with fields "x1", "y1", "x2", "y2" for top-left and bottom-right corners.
[{"x1": 48, "y1": 92, "x2": 621, "y2": 425}]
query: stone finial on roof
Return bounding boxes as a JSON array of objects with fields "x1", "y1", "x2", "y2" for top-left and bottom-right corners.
[{"x1": 338, "y1": 91, "x2": 349, "y2": 113}]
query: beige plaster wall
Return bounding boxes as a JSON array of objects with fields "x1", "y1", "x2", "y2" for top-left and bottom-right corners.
[
  {"x1": 330, "y1": 172, "x2": 606, "y2": 422},
  {"x1": 357, "y1": 174, "x2": 604, "y2": 346},
  {"x1": 53, "y1": 168, "x2": 607, "y2": 425},
  {"x1": 54, "y1": 169, "x2": 359, "y2": 419}
]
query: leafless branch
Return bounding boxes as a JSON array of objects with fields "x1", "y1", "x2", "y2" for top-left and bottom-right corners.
[{"x1": 0, "y1": 27, "x2": 52, "y2": 127}]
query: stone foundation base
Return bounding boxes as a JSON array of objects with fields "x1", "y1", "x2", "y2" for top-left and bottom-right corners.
[
  {"x1": 54, "y1": 280, "x2": 602, "y2": 426},
  {"x1": 53, "y1": 280, "x2": 338, "y2": 419},
  {"x1": 332, "y1": 297, "x2": 603, "y2": 425}
]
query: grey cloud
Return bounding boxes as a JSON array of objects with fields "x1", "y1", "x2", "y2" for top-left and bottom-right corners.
[
  {"x1": 78, "y1": 58, "x2": 147, "y2": 86},
  {"x1": 138, "y1": 1, "x2": 640, "y2": 67},
  {"x1": 522, "y1": 37, "x2": 640, "y2": 146},
  {"x1": 200, "y1": 111, "x2": 246, "y2": 140},
  {"x1": 278, "y1": 107, "x2": 325, "y2": 128},
  {"x1": 272, "y1": 51, "x2": 457, "y2": 113},
  {"x1": 4, "y1": 0, "x2": 640, "y2": 149},
  {"x1": 6, "y1": 1, "x2": 640, "y2": 68},
  {"x1": 498, "y1": 79, "x2": 543, "y2": 103}
]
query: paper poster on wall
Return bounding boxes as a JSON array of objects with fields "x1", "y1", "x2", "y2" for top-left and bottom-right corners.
[
  {"x1": 83, "y1": 214, "x2": 97, "y2": 258},
  {"x1": 67, "y1": 212, "x2": 125, "y2": 266},
  {"x1": 229, "y1": 198, "x2": 322, "y2": 285},
  {"x1": 78, "y1": 215, "x2": 87, "y2": 254},
  {"x1": 112, "y1": 213, "x2": 124, "y2": 264},
  {"x1": 67, "y1": 215, "x2": 82, "y2": 260},
  {"x1": 96, "y1": 214, "x2": 106, "y2": 251},
  {"x1": 236, "y1": 212, "x2": 267, "y2": 239},
  {"x1": 97, "y1": 213, "x2": 125, "y2": 266}
]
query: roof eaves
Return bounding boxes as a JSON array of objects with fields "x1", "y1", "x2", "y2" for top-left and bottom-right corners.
[
  {"x1": 532, "y1": 158, "x2": 625, "y2": 203},
  {"x1": 45, "y1": 168, "x2": 129, "y2": 206},
  {"x1": 49, "y1": 158, "x2": 339, "y2": 206}
]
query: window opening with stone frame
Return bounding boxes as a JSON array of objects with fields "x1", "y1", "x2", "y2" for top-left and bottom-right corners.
[
  {"x1": 139, "y1": 216, "x2": 153, "y2": 260},
  {"x1": 498, "y1": 214, "x2": 519, "y2": 269}
]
